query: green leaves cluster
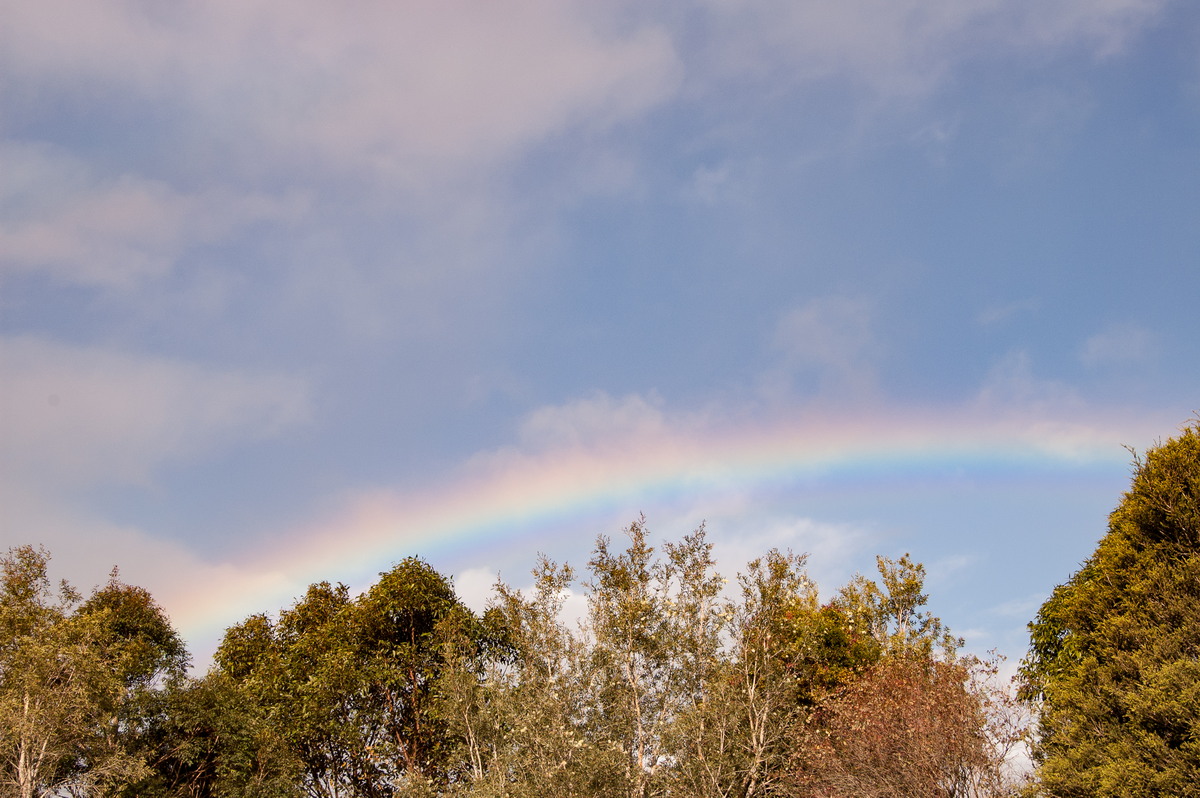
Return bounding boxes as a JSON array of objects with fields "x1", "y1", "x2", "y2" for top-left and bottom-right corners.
[
  {"x1": 1022, "y1": 421, "x2": 1200, "y2": 796},
  {"x1": 0, "y1": 546, "x2": 186, "y2": 798},
  {"x1": 4, "y1": 521, "x2": 1021, "y2": 797},
  {"x1": 209, "y1": 557, "x2": 491, "y2": 797}
]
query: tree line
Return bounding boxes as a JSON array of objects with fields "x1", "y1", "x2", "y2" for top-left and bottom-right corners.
[{"x1": 4, "y1": 420, "x2": 1198, "y2": 797}]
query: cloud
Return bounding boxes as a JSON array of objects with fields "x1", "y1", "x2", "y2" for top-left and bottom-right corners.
[
  {"x1": 975, "y1": 350, "x2": 1082, "y2": 414},
  {"x1": 967, "y1": 350, "x2": 1174, "y2": 459},
  {"x1": 517, "y1": 392, "x2": 671, "y2": 452},
  {"x1": 0, "y1": 143, "x2": 307, "y2": 289},
  {"x1": 765, "y1": 296, "x2": 879, "y2": 401},
  {"x1": 977, "y1": 297, "x2": 1040, "y2": 326},
  {"x1": 3, "y1": 1, "x2": 1166, "y2": 191},
  {"x1": 0, "y1": 2, "x2": 682, "y2": 182},
  {"x1": 0, "y1": 336, "x2": 309, "y2": 490},
  {"x1": 989, "y1": 592, "x2": 1046, "y2": 619},
  {"x1": 710, "y1": 513, "x2": 874, "y2": 592},
  {"x1": 1080, "y1": 322, "x2": 1158, "y2": 367},
  {"x1": 0, "y1": 484, "x2": 294, "y2": 672},
  {"x1": 691, "y1": 0, "x2": 1169, "y2": 98}
]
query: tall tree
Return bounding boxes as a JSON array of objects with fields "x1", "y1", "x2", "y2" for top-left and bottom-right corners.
[
  {"x1": 1021, "y1": 421, "x2": 1200, "y2": 796},
  {"x1": 214, "y1": 557, "x2": 485, "y2": 797},
  {"x1": 667, "y1": 548, "x2": 816, "y2": 798},
  {"x1": 791, "y1": 655, "x2": 990, "y2": 797},
  {"x1": 0, "y1": 547, "x2": 184, "y2": 798},
  {"x1": 584, "y1": 518, "x2": 725, "y2": 798},
  {"x1": 463, "y1": 557, "x2": 623, "y2": 798}
]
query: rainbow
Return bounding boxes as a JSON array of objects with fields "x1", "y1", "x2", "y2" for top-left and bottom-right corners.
[{"x1": 170, "y1": 407, "x2": 1156, "y2": 657}]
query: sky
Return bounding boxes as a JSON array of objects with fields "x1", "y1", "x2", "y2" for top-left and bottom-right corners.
[{"x1": 1, "y1": 0, "x2": 1198, "y2": 672}]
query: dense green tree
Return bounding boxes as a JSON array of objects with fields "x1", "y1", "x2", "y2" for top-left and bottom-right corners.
[
  {"x1": 80, "y1": 573, "x2": 189, "y2": 689},
  {"x1": 1021, "y1": 421, "x2": 1200, "y2": 796},
  {"x1": 119, "y1": 673, "x2": 303, "y2": 798},
  {"x1": 0, "y1": 546, "x2": 186, "y2": 798},
  {"x1": 214, "y1": 557, "x2": 489, "y2": 797},
  {"x1": 357, "y1": 557, "x2": 477, "y2": 786}
]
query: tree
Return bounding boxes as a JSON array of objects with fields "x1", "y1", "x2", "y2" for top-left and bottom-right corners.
[
  {"x1": 79, "y1": 573, "x2": 189, "y2": 689},
  {"x1": 461, "y1": 556, "x2": 622, "y2": 798},
  {"x1": 118, "y1": 672, "x2": 303, "y2": 798},
  {"x1": 214, "y1": 557, "x2": 487, "y2": 797},
  {"x1": 786, "y1": 554, "x2": 1016, "y2": 798},
  {"x1": 667, "y1": 548, "x2": 816, "y2": 798},
  {"x1": 1021, "y1": 421, "x2": 1200, "y2": 796},
  {"x1": 0, "y1": 547, "x2": 185, "y2": 798},
  {"x1": 791, "y1": 655, "x2": 990, "y2": 797},
  {"x1": 357, "y1": 557, "x2": 473, "y2": 787},
  {"x1": 584, "y1": 518, "x2": 726, "y2": 798},
  {"x1": 232, "y1": 581, "x2": 383, "y2": 798},
  {"x1": 835, "y1": 554, "x2": 959, "y2": 660}
]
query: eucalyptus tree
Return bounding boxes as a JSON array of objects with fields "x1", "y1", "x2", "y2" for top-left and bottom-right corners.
[
  {"x1": 453, "y1": 557, "x2": 624, "y2": 798},
  {"x1": 667, "y1": 548, "x2": 815, "y2": 798},
  {"x1": 583, "y1": 518, "x2": 726, "y2": 798},
  {"x1": 0, "y1": 546, "x2": 186, "y2": 798},
  {"x1": 214, "y1": 557, "x2": 488, "y2": 797}
]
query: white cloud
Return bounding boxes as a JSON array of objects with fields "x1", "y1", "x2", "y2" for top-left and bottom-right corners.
[
  {"x1": 710, "y1": 513, "x2": 874, "y2": 595},
  {"x1": 0, "y1": 2, "x2": 682, "y2": 182},
  {"x1": 691, "y1": 0, "x2": 1169, "y2": 98},
  {"x1": 0, "y1": 335, "x2": 311, "y2": 669},
  {"x1": 0, "y1": 336, "x2": 309, "y2": 490},
  {"x1": 774, "y1": 297, "x2": 875, "y2": 367},
  {"x1": 765, "y1": 296, "x2": 879, "y2": 401},
  {"x1": 0, "y1": 483, "x2": 295, "y2": 673},
  {"x1": 1003, "y1": 0, "x2": 1170, "y2": 58},
  {"x1": 452, "y1": 566, "x2": 503, "y2": 615},
  {"x1": 0, "y1": 143, "x2": 308, "y2": 289},
  {"x1": 977, "y1": 297, "x2": 1040, "y2": 326},
  {"x1": 1080, "y1": 322, "x2": 1158, "y2": 367},
  {"x1": 990, "y1": 592, "x2": 1046, "y2": 619},
  {"x1": 517, "y1": 392, "x2": 670, "y2": 452},
  {"x1": 2, "y1": 0, "x2": 1167, "y2": 190},
  {"x1": 686, "y1": 163, "x2": 734, "y2": 205},
  {"x1": 925, "y1": 553, "x2": 978, "y2": 590},
  {"x1": 975, "y1": 350, "x2": 1082, "y2": 414}
]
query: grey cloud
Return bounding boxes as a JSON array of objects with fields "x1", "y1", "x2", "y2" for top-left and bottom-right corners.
[
  {"x1": 766, "y1": 296, "x2": 879, "y2": 401},
  {"x1": 0, "y1": 143, "x2": 308, "y2": 289},
  {"x1": 1080, "y1": 323, "x2": 1158, "y2": 368},
  {"x1": 1, "y1": 2, "x2": 683, "y2": 182},
  {"x1": 0, "y1": 336, "x2": 310, "y2": 490}
]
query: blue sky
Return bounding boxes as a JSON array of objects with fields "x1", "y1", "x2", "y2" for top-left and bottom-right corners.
[{"x1": 2, "y1": 0, "x2": 1198, "y2": 669}]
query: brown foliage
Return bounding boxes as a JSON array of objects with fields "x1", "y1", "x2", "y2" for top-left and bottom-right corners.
[{"x1": 790, "y1": 655, "x2": 990, "y2": 798}]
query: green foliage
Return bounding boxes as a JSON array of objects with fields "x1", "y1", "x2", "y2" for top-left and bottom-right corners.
[
  {"x1": 213, "y1": 557, "x2": 491, "y2": 797},
  {"x1": 836, "y1": 554, "x2": 961, "y2": 660},
  {"x1": 0, "y1": 546, "x2": 188, "y2": 798},
  {"x1": 5, "y1": 516, "x2": 1021, "y2": 797},
  {"x1": 584, "y1": 517, "x2": 718, "y2": 796},
  {"x1": 79, "y1": 572, "x2": 189, "y2": 687},
  {"x1": 1022, "y1": 421, "x2": 1200, "y2": 796},
  {"x1": 118, "y1": 673, "x2": 303, "y2": 798}
]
